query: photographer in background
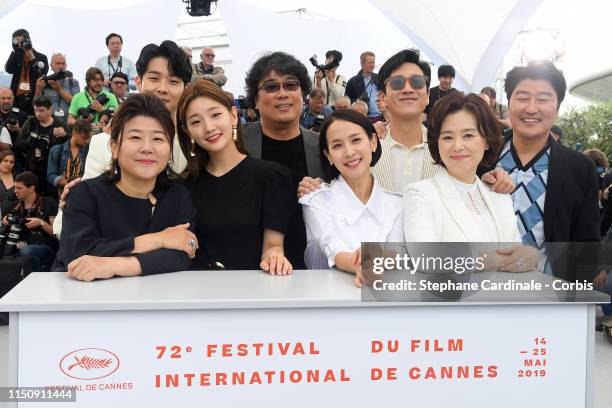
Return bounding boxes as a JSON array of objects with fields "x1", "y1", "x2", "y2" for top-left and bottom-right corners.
[
  {"x1": 34, "y1": 52, "x2": 80, "y2": 125},
  {"x1": 312, "y1": 50, "x2": 346, "y2": 109},
  {"x1": 345, "y1": 51, "x2": 380, "y2": 120},
  {"x1": 14, "y1": 96, "x2": 68, "y2": 194},
  {"x1": 1, "y1": 171, "x2": 57, "y2": 271},
  {"x1": 47, "y1": 119, "x2": 91, "y2": 193},
  {"x1": 67, "y1": 67, "x2": 118, "y2": 126},
  {"x1": 109, "y1": 71, "x2": 130, "y2": 104},
  {"x1": 0, "y1": 87, "x2": 28, "y2": 146},
  {"x1": 300, "y1": 88, "x2": 332, "y2": 132},
  {"x1": 4, "y1": 29, "x2": 48, "y2": 115}
]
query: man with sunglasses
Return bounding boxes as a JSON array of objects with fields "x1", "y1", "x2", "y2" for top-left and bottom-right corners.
[
  {"x1": 299, "y1": 49, "x2": 512, "y2": 196},
  {"x1": 193, "y1": 47, "x2": 227, "y2": 88},
  {"x1": 243, "y1": 51, "x2": 326, "y2": 269},
  {"x1": 109, "y1": 71, "x2": 130, "y2": 104}
]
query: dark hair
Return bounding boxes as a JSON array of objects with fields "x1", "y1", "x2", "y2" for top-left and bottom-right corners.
[
  {"x1": 504, "y1": 60, "x2": 566, "y2": 109},
  {"x1": 12, "y1": 29, "x2": 29, "y2": 39},
  {"x1": 33, "y1": 95, "x2": 52, "y2": 109},
  {"x1": 318, "y1": 109, "x2": 382, "y2": 180},
  {"x1": 583, "y1": 149, "x2": 609, "y2": 169},
  {"x1": 480, "y1": 86, "x2": 496, "y2": 100},
  {"x1": 105, "y1": 33, "x2": 123, "y2": 46},
  {"x1": 550, "y1": 124, "x2": 563, "y2": 138},
  {"x1": 0, "y1": 150, "x2": 15, "y2": 163},
  {"x1": 325, "y1": 50, "x2": 343, "y2": 63},
  {"x1": 85, "y1": 67, "x2": 104, "y2": 83},
  {"x1": 437, "y1": 65, "x2": 455, "y2": 78},
  {"x1": 107, "y1": 93, "x2": 176, "y2": 184},
  {"x1": 136, "y1": 41, "x2": 192, "y2": 85},
  {"x1": 72, "y1": 119, "x2": 92, "y2": 135},
  {"x1": 110, "y1": 71, "x2": 129, "y2": 83},
  {"x1": 427, "y1": 92, "x2": 502, "y2": 168},
  {"x1": 177, "y1": 79, "x2": 248, "y2": 178},
  {"x1": 245, "y1": 52, "x2": 312, "y2": 109},
  {"x1": 378, "y1": 49, "x2": 431, "y2": 93},
  {"x1": 15, "y1": 171, "x2": 37, "y2": 188}
]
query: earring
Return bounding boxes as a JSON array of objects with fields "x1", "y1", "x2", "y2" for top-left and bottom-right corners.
[
  {"x1": 190, "y1": 139, "x2": 196, "y2": 157},
  {"x1": 113, "y1": 158, "x2": 118, "y2": 176},
  {"x1": 232, "y1": 127, "x2": 238, "y2": 142}
]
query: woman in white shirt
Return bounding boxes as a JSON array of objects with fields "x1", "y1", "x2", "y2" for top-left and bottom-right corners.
[
  {"x1": 300, "y1": 109, "x2": 403, "y2": 283},
  {"x1": 404, "y1": 93, "x2": 537, "y2": 272}
]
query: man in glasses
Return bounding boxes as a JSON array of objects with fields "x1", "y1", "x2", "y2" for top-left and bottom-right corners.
[
  {"x1": 109, "y1": 71, "x2": 130, "y2": 104},
  {"x1": 300, "y1": 88, "x2": 332, "y2": 131},
  {"x1": 243, "y1": 51, "x2": 326, "y2": 269},
  {"x1": 193, "y1": 47, "x2": 227, "y2": 87},
  {"x1": 95, "y1": 33, "x2": 137, "y2": 90},
  {"x1": 424, "y1": 64, "x2": 458, "y2": 120},
  {"x1": 35, "y1": 52, "x2": 80, "y2": 124}
]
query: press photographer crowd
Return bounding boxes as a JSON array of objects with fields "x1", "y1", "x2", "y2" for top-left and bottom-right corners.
[{"x1": 0, "y1": 28, "x2": 610, "y2": 338}]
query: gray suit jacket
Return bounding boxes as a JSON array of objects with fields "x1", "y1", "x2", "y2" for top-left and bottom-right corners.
[{"x1": 243, "y1": 121, "x2": 326, "y2": 180}]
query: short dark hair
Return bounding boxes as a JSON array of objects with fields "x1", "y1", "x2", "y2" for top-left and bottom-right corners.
[
  {"x1": 105, "y1": 33, "x2": 123, "y2": 46},
  {"x1": 12, "y1": 29, "x2": 29, "y2": 39},
  {"x1": 108, "y1": 93, "x2": 176, "y2": 184},
  {"x1": 427, "y1": 92, "x2": 502, "y2": 168},
  {"x1": 245, "y1": 52, "x2": 311, "y2": 109},
  {"x1": 378, "y1": 49, "x2": 431, "y2": 93},
  {"x1": 110, "y1": 71, "x2": 129, "y2": 83},
  {"x1": 85, "y1": 67, "x2": 104, "y2": 83},
  {"x1": 438, "y1": 65, "x2": 455, "y2": 78},
  {"x1": 325, "y1": 50, "x2": 343, "y2": 63},
  {"x1": 504, "y1": 60, "x2": 566, "y2": 110},
  {"x1": 136, "y1": 41, "x2": 192, "y2": 85},
  {"x1": 15, "y1": 171, "x2": 38, "y2": 189},
  {"x1": 480, "y1": 86, "x2": 496, "y2": 100},
  {"x1": 0, "y1": 150, "x2": 15, "y2": 163},
  {"x1": 33, "y1": 95, "x2": 52, "y2": 109},
  {"x1": 318, "y1": 109, "x2": 382, "y2": 180},
  {"x1": 72, "y1": 119, "x2": 92, "y2": 135},
  {"x1": 550, "y1": 124, "x2": 563, "y2": 138}
]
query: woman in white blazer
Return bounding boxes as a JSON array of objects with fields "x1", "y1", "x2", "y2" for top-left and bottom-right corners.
[
  {"x1": 300, "y1": 109, "x2": 403, "y2": 284},
  {"x1": 404, "y1": 93, "x2": 537, "y2": 272}
]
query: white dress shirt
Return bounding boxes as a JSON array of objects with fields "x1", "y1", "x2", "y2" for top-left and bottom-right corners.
[{"x1": 299, "y1": 175, "x2": 404, "y2": 269}]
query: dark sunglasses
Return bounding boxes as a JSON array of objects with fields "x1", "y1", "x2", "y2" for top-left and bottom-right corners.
[
  {"x1": 259, "y1": 80, "x2": 301, "y2": 93},
  {"x1": 385, "y1": 74, "x2": 427, "y2": 91}
]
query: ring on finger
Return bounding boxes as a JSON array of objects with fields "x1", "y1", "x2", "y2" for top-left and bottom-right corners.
[{"x1": 187, "y1": 239, "x2": 196, "y2": 248}]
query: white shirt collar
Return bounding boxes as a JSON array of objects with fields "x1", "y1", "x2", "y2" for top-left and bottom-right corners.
[
  {"x1": 386, "y1": 124, "x2": 428, "y2": 149},
  {"x1": 330, "y1": 175, "x2": 386, "y2": 225}
]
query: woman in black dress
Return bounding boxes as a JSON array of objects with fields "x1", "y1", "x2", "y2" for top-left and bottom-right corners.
[
  {"x1": 53, "y1": 94, "x2": 198, "y2": 281},
  {"x1": 177, "y1": 80, "x2": 294, "y2": 274}
]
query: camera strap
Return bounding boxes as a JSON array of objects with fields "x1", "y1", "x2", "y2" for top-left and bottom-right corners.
[{"x1": 107, "y1": 56, "x2": 123, "y2": 76}]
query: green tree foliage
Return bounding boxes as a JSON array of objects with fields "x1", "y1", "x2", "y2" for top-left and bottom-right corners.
[{"x1": 557, "y1": 102, "x2": 612, "y2": 160}]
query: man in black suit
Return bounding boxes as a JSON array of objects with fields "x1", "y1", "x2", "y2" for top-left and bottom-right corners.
[
  {"x1": 497, "y1": 61, "x2": 600, "y2": 281},
  {"x1": 243, "y1": 52, "x2": 325, "y2": 269}
]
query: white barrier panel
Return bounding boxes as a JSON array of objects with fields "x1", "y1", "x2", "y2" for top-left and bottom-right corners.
[{"x1": 17, "y1": 305, "x2": 585, "y2": 407}]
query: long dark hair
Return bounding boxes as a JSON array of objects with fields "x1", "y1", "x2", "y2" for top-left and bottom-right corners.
[
  {"x1": 106, "y1": 93, "x2": 176, "y2": 186},
  {"x1": 176, "y1": 79, "x2": 247, "y2": 178}
]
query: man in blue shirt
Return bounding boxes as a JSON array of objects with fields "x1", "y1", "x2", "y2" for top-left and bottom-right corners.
[
  {"x1": 300, "y1": 88, "x2": 332, "y2": 132},
  {"x1": 34, "y1": 52, "x2": 80, "y2": 124}
]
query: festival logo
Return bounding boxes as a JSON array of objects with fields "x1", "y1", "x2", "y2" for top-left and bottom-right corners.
[{"x1": 59, "y1": 348, "x2": 120, "y2": 380}]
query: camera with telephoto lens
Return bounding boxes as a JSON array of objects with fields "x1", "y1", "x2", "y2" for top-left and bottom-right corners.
[
  {"x1": 1, "y1": 112, "x2": 18, "y2": 128},
  {"x1": 43, "y1": 70, "x2": 67, "y2": 84},
  {"x1": 309, "y1": 50, "x2": 342, "y2": 73},
  {"x1": 77, "y1": 93, "x2": 110, "y2": 119},
  {"x1": 12, "y1": 37, "x2": 32, "y2": 53},
  {"x1": 0, "y1": 210, "x2": 33, "y2": 257}
]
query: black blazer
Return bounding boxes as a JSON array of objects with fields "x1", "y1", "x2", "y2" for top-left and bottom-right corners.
[
  {"x1": 5, "y1": 49, "x2": 48, "y2": 97},
  {"x1": 243, "y1": 121, "x2": 326, "y2": 180}
]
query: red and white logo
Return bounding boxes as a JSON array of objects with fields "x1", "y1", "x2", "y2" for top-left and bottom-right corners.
[{"x1": 59, "y1": 348, "x2": 120, "y2": 380}]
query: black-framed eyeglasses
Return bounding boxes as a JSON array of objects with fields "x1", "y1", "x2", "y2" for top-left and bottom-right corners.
[
  {"x1": 203, "y1": 53, "x2": 215, "y2": 58},
  {"x1": 385, "y1": 74, "x2": 427, "y2": 91},
  {"x1": 258, "y1": 80, "x2": 301, "y2": 93},
  {"x1": 112, "y1": 81, "x2": 127, "y2": 86}
]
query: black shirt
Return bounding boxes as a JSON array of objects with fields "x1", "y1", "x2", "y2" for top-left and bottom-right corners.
[
  {"x1": 186, "y1": 156, "x2": 294, "y2": 270},
  {"x1": 261, "y1": 133, "x2": 308, "y2": 269},
  {"x1": 425, "y1": 86, "x2": 458, "y2": 116},
  {"x1": 52, "y1": 175, "x2": 195, "y2": 275},
  {"x1": 7, "y1": 195, "x2": 58, "y2": 249}
]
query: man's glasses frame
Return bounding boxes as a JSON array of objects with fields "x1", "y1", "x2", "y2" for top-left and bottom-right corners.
[
  {"x1": 385, "y1": 74, "x2": 428, "y2": 91},
  {"x1": 258, "y1": 80, "x2": 301, "y2": 93}
]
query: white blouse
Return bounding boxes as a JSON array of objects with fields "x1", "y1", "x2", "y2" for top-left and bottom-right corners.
[
  {"x1": 299, "y1": 175, "x2": 404, "y2": 269},
  {"x1": 450, "y1": 177, "x2": 499, "y2": 242}
]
